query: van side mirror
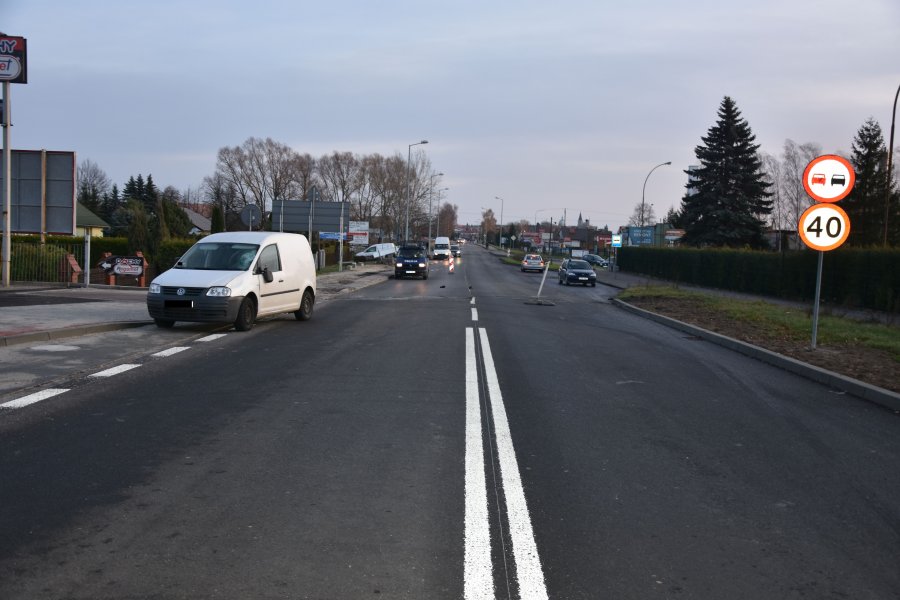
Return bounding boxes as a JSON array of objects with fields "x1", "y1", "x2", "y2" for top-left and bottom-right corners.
[{"x1": 261, "y1": 266, "x2": 274, "y2": 283}]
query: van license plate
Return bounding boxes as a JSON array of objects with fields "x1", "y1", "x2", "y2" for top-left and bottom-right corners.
[{"x1": 165, "y1": 300, "x2": 193, "y2": 308}]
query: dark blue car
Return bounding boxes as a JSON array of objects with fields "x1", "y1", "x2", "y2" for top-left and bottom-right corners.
[
  {"x1": 558, "y1": 258, "x2": 596, "y2": 287},
  {"x1": 394, "y1": 245, "x2": 430, "y2": 279}
]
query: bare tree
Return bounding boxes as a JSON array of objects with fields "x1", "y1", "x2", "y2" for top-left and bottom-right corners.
[
  {"x1": 77, "y1": 159, "x2": 111, "y2": 213},
  {"x1": 202, "y1": 172, "x2": 241, "y2": 230},
  {"x1": 264, "y1": 138, "x2": 301, "y2": 206},
  {"x1": 317, "y1": 151, "x2": 361, "y2": 204},
  {"x1": 213, "y1": 136, "x2": 307, "y2": 227},
  {"x1": 215, "y1": 143, "x2": 256, "y2": 211},
  {"x1": 78, "y1": 159, "x2": 111, "y2": 195},
  {"x1": 627, "y1": 202, "x2": 657, "y2": 227},
  {"x1": 481, "y1": 208, "x2": 497, "y2": 242},
  {"x1": 366, "y1": 153, "x2": 407, "y2": 242},
  {"x1": 781, "y1": 139, "x2": 822, "y2": 229},
  {"x1": 353, "y1": 154, "x2": 383, "y2": 222},
  {"x1": 760, "y1": 152, "x2": 786, "y2": 231},
  {"x1": 290, "y1": 153, "x2": 317, "y2": 201},
  {"x1": 437, "y1": 202, "x2": 458, "y2": 238}
]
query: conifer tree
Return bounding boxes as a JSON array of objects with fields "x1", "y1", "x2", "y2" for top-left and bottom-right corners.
[
  {"x1": 211, "y1": 204, "x2": 225, "y2": 233},
  {"x1": 100, "y1": 184, "x2": 120, "y2": 222},
  {"x1": 144, "y1": 174, "x2": 160, "y2": 216},
  {"x1": 844, "y1": 118, "x2": 891, "y2": 246},
  {"x1": 680, "y1": 96, "x2": 772, "y2": 248}
]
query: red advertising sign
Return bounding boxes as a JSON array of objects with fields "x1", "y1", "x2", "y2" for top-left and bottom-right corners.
[{"x1": 0, "y1": 36, "x2": 27, "y2": 84}]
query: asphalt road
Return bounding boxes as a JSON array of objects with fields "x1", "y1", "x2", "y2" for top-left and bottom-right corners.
[{"x1": 1, "y1": 244, "x2": 898, "y2": 599}]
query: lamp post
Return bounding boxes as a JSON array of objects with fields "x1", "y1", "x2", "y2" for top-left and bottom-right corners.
[
  {"x1": 884, "y1": 82, "x2": 899, "y2": 247},
  {"x1": 494, "y1": 196, "x2": 504, "y2": 248},
  {"x1": 534, "y1": 208, "x2": 561, "y2": 253},
  {"x1": 405, "y1": 139, "x2": 428, "y2": 242},
  {"x1": 641, "y1": 161, "x2": 671, "y2": 228},
  {"x1": 428, "y1": 172, "x2": 443, "y2": 246}
]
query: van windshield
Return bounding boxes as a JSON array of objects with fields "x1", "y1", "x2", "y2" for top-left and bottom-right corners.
[
  {"x1": 435, "y1": 243, "x2": 449, "y2": 250},
  {"x1": 177, "y1": 243, "x2": 260, "y2": 270}
]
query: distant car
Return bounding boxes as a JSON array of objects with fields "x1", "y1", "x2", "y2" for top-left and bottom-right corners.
[
  {"x1": 521, "y1": 254, "x2": 545, "y2": 272},
  {"x1": 582, "y1": 254, "x2": 608, "y2": 268},
  {"x1": 394, "y1": 244, "x2": 429, "y2": 279},
  {"x1": 451, "y1": 244, "x2": 461, "y2": 257},
  {"x1": 354, "y1": 242, "x2": 396, "y2": 262},
  {"x1": 558, "y1": 258, "x2": 596, "y2": 286}
]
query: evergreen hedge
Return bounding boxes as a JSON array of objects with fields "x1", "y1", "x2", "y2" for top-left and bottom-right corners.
[{"x1": 618, "y1": 246, "x2": 900, "y2": 313}]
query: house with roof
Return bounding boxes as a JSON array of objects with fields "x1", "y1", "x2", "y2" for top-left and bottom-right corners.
[
  {"x1": 183, "y1": 207, "x2": 211, "y2": 236},
  {"x1": 76, "y1": 202, "x2": 110, "y2": 238}
]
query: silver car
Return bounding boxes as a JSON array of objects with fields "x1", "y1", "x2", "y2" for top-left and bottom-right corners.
[{"x1": 520, "y1": 254, "x2": 545, "y2": 272}]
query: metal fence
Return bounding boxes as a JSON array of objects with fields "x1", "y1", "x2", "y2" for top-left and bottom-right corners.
[{"x1": 7, "y1": 241, "x2": 86, "y2": 285}]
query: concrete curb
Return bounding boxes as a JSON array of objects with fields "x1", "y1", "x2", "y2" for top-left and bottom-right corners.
[
  {"x1": 1, "y1": 321, "x2": 152, "y2": 348},
  {"x1": 611, "y1": 298, "x2": 900, "y2": 413}
]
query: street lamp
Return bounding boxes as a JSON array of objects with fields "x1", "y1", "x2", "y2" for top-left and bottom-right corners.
[
  {"x1": 495, "y1": 196, "x2": 504, "y2": 248},
  {"x1": 405, "y1": 140, "x2": 428, "y2": 242},
  {"x1": 428, "y1": 172, "x2": 444, "y2": 246},
  {"x1": 641, "y1": 161, "x2": 671, "y2": 228},
  {"x1": 884, "y1": 82, "x2": 899, "y2": 247}
]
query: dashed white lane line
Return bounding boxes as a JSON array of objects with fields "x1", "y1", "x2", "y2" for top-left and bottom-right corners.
[
  {"x1": 471, "y1": 308, "x2": 478, "y2": 321},
  {"x1": 465, "y1": 328, "x2": 493, "y2": 599},
  {"x1": 197, "y1": 334, "x2": 227, "y2": 342},
  {"x1": 479, "y1": 327, "x2": 549, "y2": 599},
  {"x1": 89, "y1": 364, "x2": 141, "y2": 378},
  {"x1": 1, "y1": 388, "x2": 69, "y2": 409},
  {"x1": 3, "y1": 335, "x2": 230, "y2": 411},
  {"x1": 152, "y1": 347, "x2": 191, "y2": 358}
]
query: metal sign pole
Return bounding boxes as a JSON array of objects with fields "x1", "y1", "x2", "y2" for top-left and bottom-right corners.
[
  {"x1": 811, "y1": 250, "x2": 824, "y2": 349},
  {"x1": 2, "y1": 81, "x2": 10, "y2": 287}
]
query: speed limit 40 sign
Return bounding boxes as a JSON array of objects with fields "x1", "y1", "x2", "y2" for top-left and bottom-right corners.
[{"x1": 798, "y1": 203, "x2": 850, "y2": 251}]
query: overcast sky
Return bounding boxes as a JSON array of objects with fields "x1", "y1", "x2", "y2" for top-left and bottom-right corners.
[{"x1": 4, "y1": 0, "x2": 899, "y2": 229}]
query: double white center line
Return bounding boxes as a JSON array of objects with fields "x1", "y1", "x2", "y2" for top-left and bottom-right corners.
[{"x1": 466, "y1": 326, "x2": 548, "y2": 600}]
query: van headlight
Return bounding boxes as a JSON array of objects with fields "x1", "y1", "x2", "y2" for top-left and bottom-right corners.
[
  {"x1": 149, "y1": 283, "x2": 161, "y2": 294},
  {"x1": 206, "y1": 287, "x2": 232, "y2": 297},
  {"x1": 396, "y1": 262, "x2": 403, "y2": 268}
]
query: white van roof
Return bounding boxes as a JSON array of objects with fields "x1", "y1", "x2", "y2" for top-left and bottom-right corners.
[{"x1": 198, "y1": 231, "x2": 308, "y2": 245}]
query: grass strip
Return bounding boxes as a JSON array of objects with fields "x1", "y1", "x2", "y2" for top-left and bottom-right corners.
[{"x1": 618, "y1": 285, "x2": 900, "y2": 362}]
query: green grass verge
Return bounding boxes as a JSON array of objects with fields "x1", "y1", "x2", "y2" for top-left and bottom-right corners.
[{"x1": 618, "y1": 285, "x2": 900, "y2": 361}]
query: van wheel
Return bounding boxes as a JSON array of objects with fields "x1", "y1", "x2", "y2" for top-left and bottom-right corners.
[
  {"x1": 423, "y1": 271, "x2": 428, "y2": 280},
  {"x1": 234, "y1": 297, "x2": 256, "y2": 331},
  {"x1": 295, "y1": 290, "x2": 314, "y2": 321},
  {"x1": 154, "y1": 318, "x2": 175, "y2": 328}
]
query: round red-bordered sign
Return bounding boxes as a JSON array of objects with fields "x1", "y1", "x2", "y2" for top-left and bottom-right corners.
[
  {"x1": 802, "y1": 155, "x2": 855, "y2": 203},
  {"x1": 798, "y1": 203, "x2": 851, "y2": 251}
]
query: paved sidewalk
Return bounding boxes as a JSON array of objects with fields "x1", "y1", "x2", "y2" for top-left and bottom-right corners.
[{"x1": 0, "y1": 263, "x2": 392, "y2": 347}]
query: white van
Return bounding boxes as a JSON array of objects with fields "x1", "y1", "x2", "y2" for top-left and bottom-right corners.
[
  {"x1": 147, "y1": 231, "x2": 317, "y2": 331},
  {"x1": 355, "y1": 242, "x2": 396, "y2": 262},
  {"x1": 432, "y1": 236, "x2": 451, "y2": 260}
]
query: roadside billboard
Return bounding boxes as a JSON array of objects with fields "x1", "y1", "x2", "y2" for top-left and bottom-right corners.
[{"x1": 0, "y1": 150, "x2": 76, "y2": 235}]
